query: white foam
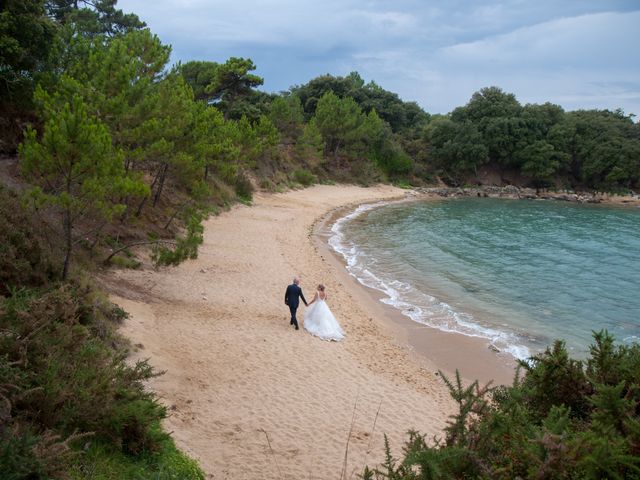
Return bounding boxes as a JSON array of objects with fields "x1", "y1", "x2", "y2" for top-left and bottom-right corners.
[{"x1": 329, "y1": 203, "x2": 532, "y2": 361}]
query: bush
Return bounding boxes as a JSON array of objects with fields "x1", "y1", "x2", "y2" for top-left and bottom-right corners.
[
  {"x1": 234, "y1": 172, "x2": 254, "y2": 201},
  {"x1": 0, "y1": 284, "x2": 189, "y2": 478},
  {"x1": 365, "y1": 331, "x2": 640, "y2": 479},
  {"x1": 293, "y1": 169, "x2": 316, "y2": 186},
  {"x1": 152, "y1": 208, "x2": 205, "y2": 267},
  {"x1": 0, "y1": 187, "x2": 57, "y2": 295}
]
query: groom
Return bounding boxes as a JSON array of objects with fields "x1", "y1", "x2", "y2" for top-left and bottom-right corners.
[{"x1": 284, "y1": 277, "x2": 308, "y2": 330}]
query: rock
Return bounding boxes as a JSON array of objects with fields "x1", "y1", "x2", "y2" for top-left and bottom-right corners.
[{"x1": 488, "y1": 344, "x2": 500, "y2": 353}]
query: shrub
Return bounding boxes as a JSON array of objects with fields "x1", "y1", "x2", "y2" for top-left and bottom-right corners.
[
  {"x1": 152, "y1": 208, "x2": 205, "y2": 267},
  {"x1": 234, "y1": 172, "x2": 254, "y2": 201},
  {"x1": 293, "y1": 169, "x2": 316, "y2": 186},
  {"x1": 365, "y1": 331, "x2": 640, "y2": 479},
  {"x1": 0, "y1": 187, "x2": 57, "y2": 295},
  {"x1": 0, "y1": 284, "x2": 182, "y2": 477}
]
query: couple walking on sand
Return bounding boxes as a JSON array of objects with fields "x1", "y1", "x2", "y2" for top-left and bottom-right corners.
[{"x1": 284, "y1": 277, "x2": 344, "y2": 341}]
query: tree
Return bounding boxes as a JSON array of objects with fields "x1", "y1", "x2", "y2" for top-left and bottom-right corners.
[
  {"x1": 179, "y1": 60, "x2": 219, "y2": 102},
  {"x1": 291, "y1": 71, "x2": 429, "y2": 133},
  {"x1": 139, "y1": 73, "x2": 196, "y2": 209},
  {"x1": 205, "y1": 57, "x2": 263, "y2": 119},
  {"x1": 295, "y1": 118, "x2": 324, "y2": 166},
  {"x1": 192, "y1": 102, "x2": 239, "y2": 181},
  {"x1": 426, "y1": 117, "x2": 488, "y2": 184},
  {"x1": 518, "y1": 140, "x2": 568, "y2": 187},
  {"x1": 269, "y1": 95, "x2": 304, "y2": 142},
  {"x1": 0, "y1": 0, "x2": 57, "y2": 106},
  {"x1": 314, "y1": 91, "x2": 363, "y2": 163},
  {"x1": 45, "y1": 0, "x2": 145, "y2": 36},
  {"x1": 59, "y1": 29, "x2": 171, "y2": 154},
  {"x1": 20, "y1": 92, "x2": 147, "y2": 279},
  {"x1": 452, "y1": 86, "x2": 521, "y2": 123}
]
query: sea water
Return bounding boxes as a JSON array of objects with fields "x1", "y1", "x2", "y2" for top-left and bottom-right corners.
[{"x1": 329, "y1": 197, "x2": 640, "y2": 360}]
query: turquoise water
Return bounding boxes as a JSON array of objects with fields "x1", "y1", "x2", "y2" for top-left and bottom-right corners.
[{"x1": 329, "y1": 198, "x2": 640, "y2": 359}]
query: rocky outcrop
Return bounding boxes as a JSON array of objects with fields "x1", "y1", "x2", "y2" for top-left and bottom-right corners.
[{"x1": 416, "y1": 186, "x2": 604, "y2": 204}]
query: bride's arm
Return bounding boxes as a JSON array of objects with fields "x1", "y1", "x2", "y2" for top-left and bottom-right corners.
[{"x1": 307, "y1": 291, "x2": 318, "y2": 306}]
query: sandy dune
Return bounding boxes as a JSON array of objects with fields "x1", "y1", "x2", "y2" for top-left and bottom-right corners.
[{"x1": 107, "y1": 185, "x2": 460, "y2": 479}]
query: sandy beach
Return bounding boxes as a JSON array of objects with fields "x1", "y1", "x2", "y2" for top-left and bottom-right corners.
[{"x1": 105, "y1": 184, "x2": 515, "y2": 479}]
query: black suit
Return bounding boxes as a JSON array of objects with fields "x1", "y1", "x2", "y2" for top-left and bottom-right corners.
[{"x1": 284, "y1": 283, "x2": 307, "y2": 329}]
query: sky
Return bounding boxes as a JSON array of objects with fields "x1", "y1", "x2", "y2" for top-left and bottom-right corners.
[{"x1": 116, "y1": 0, "x2": 640, "y2": 116}]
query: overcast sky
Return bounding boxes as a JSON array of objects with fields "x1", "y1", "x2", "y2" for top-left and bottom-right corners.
[{"x1": 116, "y1": 0, "x2": 640, "y2": 116}]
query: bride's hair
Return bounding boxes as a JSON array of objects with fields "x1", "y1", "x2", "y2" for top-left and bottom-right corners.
[{"x1": 317, "y1": 284, "x2": 325, "y2": 291}]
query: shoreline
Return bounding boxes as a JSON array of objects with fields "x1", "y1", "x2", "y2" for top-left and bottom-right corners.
[{"x1": 313, "y1": 197, "x2": 516, "y2": 386}]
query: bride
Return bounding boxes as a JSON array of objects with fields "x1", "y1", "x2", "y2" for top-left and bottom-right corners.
[{"x1": 304, "y1": 284, "x2": 344, "y2": 341}]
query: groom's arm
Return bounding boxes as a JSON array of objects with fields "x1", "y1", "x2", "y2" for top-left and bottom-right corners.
[
  {"x1": 300, "y1": 290, "x2": 308, "y2": 306},
  {"x1": 284, "y1": 286, "x2": 289, "y2": 305}
]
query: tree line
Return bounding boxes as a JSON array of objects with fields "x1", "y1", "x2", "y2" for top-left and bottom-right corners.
[{"x1": 427, "y1": 87, "x2": 640, "y2": 189}]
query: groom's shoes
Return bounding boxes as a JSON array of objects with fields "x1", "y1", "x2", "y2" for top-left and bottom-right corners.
[{"x1": 295, "y1": 326, "x2": 299, "y2": 330}]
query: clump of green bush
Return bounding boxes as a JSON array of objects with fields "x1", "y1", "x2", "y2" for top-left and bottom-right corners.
[
  {"x1": 364, "y1": 330, "x2": 640, "y2": 479},
  {"x1": 293, "y1": 169, "x2": 317, "y2": 186},
  {"x1": 234, "y1": 172, "x2": 254, "y2": 201}
]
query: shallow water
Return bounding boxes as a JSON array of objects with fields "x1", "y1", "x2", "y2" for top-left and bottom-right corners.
[{"x1": 329, "y1": 197, "x2": 640, "y2": 360}]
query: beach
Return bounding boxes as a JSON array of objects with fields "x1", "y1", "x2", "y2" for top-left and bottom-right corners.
[{"x1": 105, "y1": 184, "x2": 515, "y2": 479}]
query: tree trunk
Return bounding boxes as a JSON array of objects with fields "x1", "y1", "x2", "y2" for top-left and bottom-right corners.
[
  {"x1": 334, "y1": 142, "x2": 341, "y2": 169},
  {"x1": 164, "y1": 200, "x2": 192, "y2": 230},
  {"x1": 135, "y1": 165, "x2": 162, "y2": 217},
  {"x1": 204, "y1": 165, "x2": 209, "y2": 180},
  {"x1": 153, "y1": 163, "x2": 168, "y2": 207},
  {"x1": 62, "y1": 208, "x2": 72, "y2": 280}
]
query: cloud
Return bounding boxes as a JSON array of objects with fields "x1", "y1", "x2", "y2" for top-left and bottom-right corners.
[{"x1": 117, "y1": 0, "x2": 640, "y2": 115}]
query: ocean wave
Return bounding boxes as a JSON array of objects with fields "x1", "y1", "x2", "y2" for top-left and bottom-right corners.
[{"x1": 329, "y1": 203, "x2": 531, "y2": 361}]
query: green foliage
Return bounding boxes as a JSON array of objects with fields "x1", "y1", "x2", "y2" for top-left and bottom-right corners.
[
  {"x1": 20, "y1": 91, "x2": 148, "y2": 278},
  {"x1": 291, "y1": 71, "x2": 429, "y2": 133},
  {"x1": 295, "y1": 118, "x2": 324, "y2": 165},
  {"x1": 366, "y1": 331, "x2": 640, "y2": 479},
  {"x1": 151, "y1": 208, "x2": 206, "y2": 266},
  {"x1": 520, "y1": 340, "x2": 592, "y2": 419},
  {"x1": 0, "y1": 0, "x2": 56, "y2": 106},
  {"x1": 429, "y1": 87, "x2": 640, "y2": 191},
  {"x1": 0, "y1": 187, "x2": 58, "y2": 294},
  {"x1": 204, "y1": 57, "x2": 264, "y2": 119},
  {"x1": 46, "y1": 0, "x2": 146, "y2": 37},
  {"x1": 179, "y1": 60, "x2": 218, "y2": 102},
  {"x1": 0, "y1": 283, "x2": 202, "y2": 478},
  {"x1": 269, "y1": 95, "x2": 304, "y2": 141},
  {"x1": 314, "y1": 90, "x2": 364, "y2": 160},
  {"x1": 293, "y1": 169, "x2": 316, "y2": 186},
  {"x1": 426, "y1": 118, "x2": 488, "y2": 184},
  {"x1": 69, "y1": 437, "x2": 204, "y2": 479}
]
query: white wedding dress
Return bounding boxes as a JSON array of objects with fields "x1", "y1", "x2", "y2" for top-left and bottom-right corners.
[{"x1": 304, "y1": 295, "x2": 344, "y2": 341}]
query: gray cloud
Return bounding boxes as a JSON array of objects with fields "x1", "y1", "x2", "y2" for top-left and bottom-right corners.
[{"x1": 118, "y1": 0, "x2": 640, "y2": 115}]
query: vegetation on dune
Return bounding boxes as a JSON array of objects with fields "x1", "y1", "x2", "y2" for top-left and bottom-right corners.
[
  {"x1": 363, "y1": 331, "x2": 640, "y2": 479},
  {"x1": 1, "y1": 0, "x2": 639, "y2": 478}
]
